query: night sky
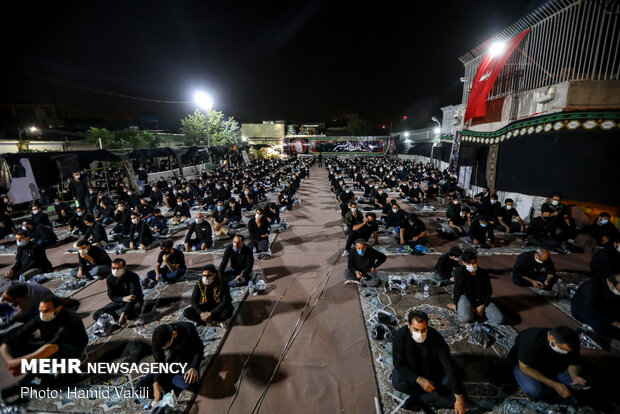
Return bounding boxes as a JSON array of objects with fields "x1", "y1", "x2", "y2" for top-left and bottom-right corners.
[{"x1": 1, "y1": 0, "x2": 546, "y2": 128}]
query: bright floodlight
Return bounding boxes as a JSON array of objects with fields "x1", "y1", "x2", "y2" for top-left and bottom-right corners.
[
  {"x1": 404, "y1": 132, "x2": 410, "y2": 137},
  {"x1": 489, "y1": 41, "x2": 506, "y2": 57},
  {"x1": 29, "y1": 126, "x2": 38, "y2": 132},
  {"x1": 434, "y1": 127, "x2": 440, "y2": 134},
  {"x1": 194, "y1": 92, "x2": 213, "y2": 110}
]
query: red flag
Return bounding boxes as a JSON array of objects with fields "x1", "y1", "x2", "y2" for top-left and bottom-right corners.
[{"x1": 464, "y1": 29, "x2": 530, "y2": 123}]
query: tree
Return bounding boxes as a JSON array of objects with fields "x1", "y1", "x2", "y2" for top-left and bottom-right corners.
[
  {"x1": 85, "y1": 127, "x2": 117, "y2": 148},
  {"x1": 345, "y1": 119, "x2": 374, "y2": 136},
  {"x1": 85, "y1": 127, "x2": 162, "y2": 149},
  {"x1": 181, "y1": 109, "x2": 240, "y2": 146}
]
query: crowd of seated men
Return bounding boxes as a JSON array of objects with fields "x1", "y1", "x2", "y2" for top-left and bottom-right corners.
[
  {"x1": 0, "y1": 157, "x2": 310, "y2": 402},
  {"x1": 319, "y1": 157, "x2": 617, "y2": 411}
]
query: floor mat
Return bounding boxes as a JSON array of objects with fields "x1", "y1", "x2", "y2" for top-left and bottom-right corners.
[
  {"x1": 353, "y1": 271, "x2": 583, "y2": 414},
  {"x1": 30, "y1": 268, "x2": 97, "y2": 298},
  {"x1": 183, "y1": 233, "x2": 277, "y2": 256},
  {"x1": 527, "y1": 272, "x2": 588, "y2": 325},
  {"x1": 14, "y1": 281, "x2": 248, "y2": 414}
]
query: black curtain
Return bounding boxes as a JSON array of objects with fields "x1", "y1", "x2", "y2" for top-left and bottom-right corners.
[
  {"x1": 496, "y1": 128, "x2": 619, "y2": 205},
  {"x1": 458, "y1": 143, "x2": 488, "y2": 187}
]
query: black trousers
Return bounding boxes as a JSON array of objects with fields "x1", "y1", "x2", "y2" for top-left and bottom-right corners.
[
  {"x1": 392, "y1": 371, "x2": 456, "y2": 409},
  {"x1": 526, "y1": 235, "x2": 563, "y2": 251},
  {"x1": 93, "y1": 300, "x2": 142, "y2": 321},
  {"x1": 183, "y1": 303, "x2": 234, "y2": 324}
]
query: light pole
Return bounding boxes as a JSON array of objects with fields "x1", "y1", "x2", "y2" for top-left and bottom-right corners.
[
  {"x1": 194, "y1": 92, "x2": 213, "y2": 147},
  {"x1": 430, "y1": 116, "x2": 441, "y2": 166}
]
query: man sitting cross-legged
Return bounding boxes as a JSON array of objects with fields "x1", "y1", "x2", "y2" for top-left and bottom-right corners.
[
  {"x1": 146, "y1": 239, "x2": 187, "y2": 283},
  {"x1": 343, "y1": 239, "x2": 386, "y2": 287},
  {"x1": 183, "y1": 264, "x2": 234, "y2": 325},
  {"x1": 512, "y1": 248, "x2": 557, "y2": 290},
  {"x1": 93, "y1": 258, "x2": 143, "y2": 326}
]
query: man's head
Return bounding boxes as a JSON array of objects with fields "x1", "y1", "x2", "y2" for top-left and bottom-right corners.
[
  {"x1": 202, "y1": 264, "x2": 218, "y2": 285},
  {"x1": 15, "y1": 231, "x2": 30, "y2": 247},
  {"x1": 349, "y1": 202, "x2": 358, "y2": 213},
  {"x1": 607, "y1": 274, "x2": 620, "y2": 296},
  {"x1": 130, "y1": 213, "x2": 140, "y2": 224},
  {"x1": 366, "y1": 212, "x2": 376, "y2": 222},
  {"x1": 598, "y1": 212, "x2": 611, "y2": 226},
  {"x1": 76, "y1": 206, "x2": 85, "y2": 217},
  {"x1": 195, "y1": 212, "x2": 205, "y2": 223},
  {"x1": 548, "y1": 326, "x2": 579, "y2": 354},
  {"x1": 160, "y1": 239, "x2": 173, "y2": 254},
  {"x1": 461, "y1": 250, "x2": 478, "y2": 272},
  {"x1": 73, "y1": 172, "x2": 81, "y2": 181},
  {"x1": 76, "y1": 238, "x2": 91, "y2": 253},
  {"x1": 21, "y1": 219, "x2": 34, "y2": 231},
  {"x1": 355, "y1": 239, "x2": 367, "y2": 255},
  {"x1": 551, "y1": 194, "x2": 561, "y2": 206},
  {"x1": 111, "y1": 258, "x2": 127, "y2": 278},
  {"x1": 448, "y1": 247, "x2": 463, "y2": 261},
  {"x1": 534, "y1": 248, "x2": 550, "y2": 263},
  {"x1": 232, "y1": 234, "x2": 244, "y2": 251},
  {"x1": 141, "y1": 198, "x2": 149, "y2": 206},
  {"x1": 541, "y1": 204, "x2": 553, "y2": 218},
  {"x1": 505, "y1": 198, "x2": 514, "y2": 209},
  {"x1": 490, "y1": 194, "x2": 499, "y2": 204},
  {"x1": 407, "y1": 310, "x2": 429, "y2": 343},
  {"x1": 152, "y1": 324, "x2": 177, "y2": 349},
  {"x1": 479, "y1": 216, "x2": 489, "y2": 227},
  {"x1": 31, "y1": 205, "x2": 41, "y2": 215},
  {"x1": 391, "y1": 204, "x2": 400, "y2": 213},
  {"x1": 84, "y1": 214, "x2": 95, "y2": 226},
  {"x1": 39, "y1": 295, "x2": 63, "y2": 322},
  {"x1": 2, "y1": 283, "x2": 29, "y2": 306}
]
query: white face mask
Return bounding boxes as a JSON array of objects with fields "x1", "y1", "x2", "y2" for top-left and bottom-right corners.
[
  {"x1": 460, "y1": 212, "x2": 466, "y2": 217},
  {"x1": 552, "y1": 200, "x2": 559, "y2": 206},
  {"x1": 490, "y1": 200, "x2": 497, "y2": 204},
  {"x1": 81, "y1": 248, "x2": 89, "y2": 255},
  {"x1": 202, "y1": 276, "x2": 214, "y2": 285},
  {"x1": 16, "y1": 240, "x2": 27, "y2": 247},
  {"x1": 550, "y1": 340, "x2": 569, "y2": 354},
  {"x1": 21, "y1": 225, "x2": 27, "y2": 231},
  {"x1": 506, "y1": 205, "x2": 513, "y2": 210},
  {"x1": 32, "y1": 210, "x2": 40, "y2": 215},
  {"x1": 609, "y1": 282, "x2": 620, "y2": 296},
  {"x1": 616, "y1": 245, "x2": 620, "y2": 253},
  {"x1": 255, "y1": 214, "x2": 261, "y2": 220},
  {"x1": 392, "y1": 209, "x2": 398, "y2": 214},
  {"x1": 77, "y1": 212, "x2": 83, "y2": 216},
  {"x1": 465, "y1": 264, "x2": 476, "y2": 273},
  {"x1": 534, "y1": 256, "x2": 544, "y2": 264},
  {"x1": 195, "y1": 218, "x2": 204, "y2": 224},
  {"x1": 40, "y1": 311, "x2": 56, "y2": 322},
  {"x1": 411, "y1": 330, "x2": 427, "y2": 343},
  {"x1": 131, "y1": 219, "x2": 139, "y2": 224},
  {"x1": 112, "y1": 269, "x2": 125, "y2": 278}
]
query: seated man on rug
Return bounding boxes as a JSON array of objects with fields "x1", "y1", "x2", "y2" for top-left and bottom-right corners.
[
  {"x1": 170, "y1": 197, "x2": 191, "y2": 225},
  {"x1": 185, "y1": 212, "x2": 213, "y2": 251},
  {"x1": 571, "y1": 273, "x2": 620, "y2": 340},
  {"x1": 183, "y1": 264, "x2": 234, "y2": 326},
  {"x1": 210, "y1": 200, "x2": 230, "y2": 237},
  {"x1": 408, "y1": 181, "x2": 425, "y2": 204},
  {"x1": 110, "y1": 200, "x2": 132, "y2": 236},
  {"x1": 477, "y1": 194, "x2": 501, "y2": 225},
  {"x1": 399, "y1": 213, "x2": 428, "y2": 248},
  {"x1": 226, "y1": 198, "x2": 243, "y2": 224},
  {"x1": 5, "y1": 231, "x2": 53, "y2": 280},
  {"x1": 392, "y1": 310, "x2": 466, "y2": 414},
  {"x1": 590, "y1": 236, "x2": 620, "y2": 279},
  {"x1": 385, "y1": 203, "x2": 408, "y2": 234},
  {"x1": 147, "y1": 239, "x2": 187, "y2": 283},
  {"x1": 337, "y1": 185, "x2": 355, "y2": 217},
  {"x1": 71, "y1": 239, "x2": 112, "y2": 280},
  {"x1": 0, "y1": 282, "x2": 52, "y2": 329},
  {"x1": 138, "y1": 322, "x2": 203, "y2": 402},
  {"x1": 343, "y1": 202, "x2": 364, "y2": 235},
  {"x1": 512, "y1": 248, "x2": 557, "y2": 289},
  {"x1": 467, "y1": 216, "x2": 494, "y2": 248},
  {"x1": 125, "y1": 212, "x2": 155, "y2": 250},
  {"x1": 433, "y1": 247, "x2": 463, "y2": 285},
  {"x1": 68, "y1": 205, "x2": 88, "y2": 235},
  {"x1": 98, "y1": 199, "x2": 116, "y2": 225},
  {"x1": 248, "y1": 208, "x2": 271, "y2": 254},
  {"x1": 0, "y1": 295, "x2": 88, "y2": 385},
  {"x1": 137, "y1": 197, "x2": 155, "y2": 222},
  {"x1": 21, "y1": 219, "x2": 57, "y2": 248},
  {"x1": 94, "y1": 258, "x2": 143, "y2": 325},
  {"x1": 82, "y1": 214, "x2": 108, "y2": 246},
  {"x1": 526, "y1": 205, "x2": 569, "y2": 254},
  {"x1": 371, "y1": 186, "x2": 389, "y2": 210},
  {"x1": 445, "y1": 198, "x2": 461, "y2": 221},
  {"x1": 343, "y1": 212, "x2": 380, "y2": 257},
  {"x1": 449, "y1": 250, "x2": 504, "y2": 324},
  {"x1": 509, "y1": 326, "x2": 588, "y2": 405},
  {"x1": 495, "y1": 198, "x2": 525, "y2": 233},
  {"x1": 219, "y1": 234, "x2": 254, "y2": 287},
  {"x1": 0, "y1": 210, "x2": 15, "y2": 239},
  {"x1": 148, "y1": 208, "x2": 169, "y2": 237},
  {"x1": 585, "y1": 212, "x2": 620, "y2": 247},
  {"x1": 30, "y1": 203, "x2": 51, "y2": 228},
  {"x1": 343, "y1": 239, "x2": 386, "y2": 287},
  {"x1": 264, "y1": 202, "x2": 282, "y2": 226}
]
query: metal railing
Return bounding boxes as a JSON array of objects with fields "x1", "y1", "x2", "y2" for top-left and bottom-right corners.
[{"x1": 460, "y1": 0, "x2": 620, "y2": 105}]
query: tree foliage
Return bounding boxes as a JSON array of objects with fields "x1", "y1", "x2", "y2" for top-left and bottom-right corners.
[
  {"x1": 181, "y1": 109, "x2": 240, "y2": 146},
  {"x1": 345, "y1": 119, "x2": 374, "y2": 136},
  {"x1": 85, "y1": 128, "x2": 162, "y2": 149}
]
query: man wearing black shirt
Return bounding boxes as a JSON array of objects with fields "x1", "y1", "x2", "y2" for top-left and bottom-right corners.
[
  {"x1": 6, "y1": 231, "x2": 53, "y2": 280},
  {"x1": 509, "y1": 326, "x2": 587, "y2": 404},
  {"x1": 343, "y1": 212, "x2": 380, "y2": 256},
  {"x1": 21, "y1": 219, "x2": 57, "y2": 248},
  {"x1": 384, "y1": 203, "x2": 408, "y2": 233},
  {"x1": 93, "y1": 258, "x2": 143, "y2": 325},
  {"x1": 512, "y1": 248, "x2": 557, "y2": 289},
  {"x1": 30, "y1": 204, "x2": 51, "y2": 228},
  {"x1": 0, "y1": 295, "x2": 88, "y2": 380},
  {"x1": 590, "y1": 237, "x2": 620, "y2": 279},
  {"x1": 526, "y1": 205, "x2": 567, "y2": 253},
  {"x1": 147, "y1": 239, "x2": 187, "y2": 283},
  {"x1": 468, "y1": 216, "x2": 494, "y2": 247},
  {"x1": 399, "y1": 213, "x2": 428, "y2": 247},
  {"x1": 185, "y1": 212, "x2": 213, "y2": 251},
  {"x1": 183, "y1": 264, "x2": 234, "y2": 325},
  {"x1": 137, "y1": 198, "x2": 155, "y2": 221},
  {"x1": 571, "y1": 274, "x2": 620, "y2": 340},
  {"x1": 344, "y1": 240, "x2": 386, "y2": 287},
  {"x1": 69, "y1": 172, "x2": 92, "y2": 214},
  {"x1": 125, "y1": 212, "x2": 154, "y2": 250},
  {"x1": 433, "y1": 247, "x2": 463, "y2": 285},
  {"x1": 392, "y1": 310, "x2": 466, "y2": 413},
  {"x1": 98, "y1": 199, "x2": 115, "y2": 225},
  {"x1": 150, "y1": 185, "x2": 163, "y2": 206},
  {"x1": 586, "y1": 212, "x2": 620, "y2": 246},
  {"x1": 219, "y1": 234, "x2": 254, "y2": 287},
  {"x1": 248, "y1": 209, "x2": 271, "y2": 254},
  {"x1": 70, "y1": 239, "x2": 112, "y2": 279},
  {"x1": 83, "y1": 214, "x2": 108, "y2": 245},
  {"x1": 170, "y1": 197, "x2": 191, "y2": 225},
  {"x1": 450, "y1": 251, "x2": 504, "y2": 324},
  {"x1": 111, "y1": 201, "x2": 132, "y2": 235},
  {"x1": 496, "y1": 198, "x2": 525, "y2": 233},
  {"x1": 68, "y1": 206, "x2": 88, "y2": 235},
  {"x1": 137, "y1": 322, "x2": 203, "y2": 402}
]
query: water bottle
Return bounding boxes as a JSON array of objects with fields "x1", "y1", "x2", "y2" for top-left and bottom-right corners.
[
  {"x1": 19, "y1": 274, "x2": 25, "y2": 283},
  {"x1": 248, "y1": 280, "x2": 254, "y2": 294},
  {"x1": 423, "y1": 283, "x2": 430, "y2": 299}
]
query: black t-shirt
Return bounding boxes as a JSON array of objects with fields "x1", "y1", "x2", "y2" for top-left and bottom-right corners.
[
  {"x1": 499, "y1": 207, "x2": 520, "y2": 223},
  {"x1": 357, "y1": 219, "x2": 379, "y2": 238},
  {"x1": 157, "y1": 248, "x2": 186, "y2": 268},
  {"x1": 510, "y1": 327, "x2": 580, "y2": 378}
]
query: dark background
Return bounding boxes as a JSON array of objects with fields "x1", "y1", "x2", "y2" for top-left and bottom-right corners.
[{"x1": 0, "y1": 0, "x2": 545, "y2": 127}]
